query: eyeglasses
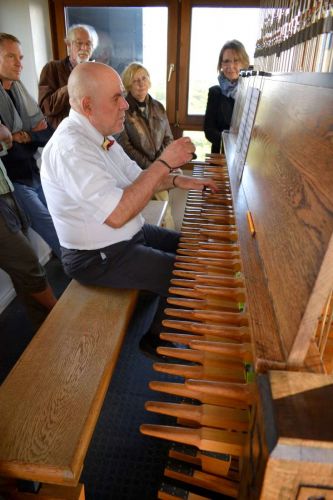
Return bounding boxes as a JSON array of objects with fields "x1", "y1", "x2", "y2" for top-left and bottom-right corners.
[
  {"x1": 72, "y1": 40, "x2": 93, "y2": 49},
  {"x1": 222, "y1": 58, "x2": 241, "y2": 65},
  {"x1": 132, "y1": 75, "x2": 149, "y2": 86}
]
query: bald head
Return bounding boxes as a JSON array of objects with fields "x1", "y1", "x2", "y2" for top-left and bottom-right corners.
[
  {"x1": 68, "y1": 62, "x2": 129, "y2": 136},
  {"x1": 69, "y1": 62, "x2": 116, "y2": 109}
]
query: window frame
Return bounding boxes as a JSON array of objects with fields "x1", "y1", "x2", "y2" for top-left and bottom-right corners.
[
  {"x1": 48, "y1": 0, "x2": 259, "y2": 136},
  {"x1": 177, "y1": 0, "x2": 259, "y2": 132}
]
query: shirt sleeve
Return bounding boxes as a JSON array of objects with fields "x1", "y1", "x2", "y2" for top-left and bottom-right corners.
[
  {"x1": 110, "y1": 140, "x2": 144, "y2": 180},
  {"x1": 50, "y1": 141, "x2": 126, "y2": 224}
]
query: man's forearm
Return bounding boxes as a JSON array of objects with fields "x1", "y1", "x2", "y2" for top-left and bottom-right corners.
[
  {"x1": 155, "y1": 173, "x2": 179, "y2": 191},
  {"x1": 104, "y1": 162, "x2": 170, "y2": 228},
  {"x1": 104, "y1": 136, "x2": 199, "y2": 228}
]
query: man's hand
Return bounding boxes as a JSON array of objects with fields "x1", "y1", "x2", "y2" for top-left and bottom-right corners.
[
  {"x1": 173, "y1": 175, "x2": 219, "y2": 194},
  {"x1": 32, "y1": 118, "x2": 48, "y2": 132},
  {"x1": 12, "y1": 118, "x2": 48, "y2": 144},
  {"x1": 0, "y1": 124, "x2": 13, "y2": 150},
  {"x1": 157, "y1": 136, "x2": 196, "y2": 170},
  {"x1": 12, "y1": 130, "x2": 31, "y2": 144}
]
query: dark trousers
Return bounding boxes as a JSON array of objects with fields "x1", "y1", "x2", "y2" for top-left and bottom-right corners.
[
  {"x1": 0, "y1": 193, "x2": 49, "y2": 328},
  {"x1": 61, "y1": 224, "x2": 180, "y2": 337},
  {"x1": 61, "y1": 224, "x2": 179, "y2": 296},
  {"x1": 0, "y1": 194, "x2": 47, "y2": 295}
]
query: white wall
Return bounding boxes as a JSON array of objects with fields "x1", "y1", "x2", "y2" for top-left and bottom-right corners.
[
  {"x1": 0, "y1": 0, "x2": 52, "y2": 98},
  {"x1": 0, "y1": 0, "x2": 53, "y2": 312}
]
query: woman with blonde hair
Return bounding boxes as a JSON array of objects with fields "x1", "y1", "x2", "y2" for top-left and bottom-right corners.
[
  {"x1": 204, "y1": 39, "x2": 250, "y2": 153},
  {"x1": 117, "y1": 62, "x2": 175, "y2": 229}
]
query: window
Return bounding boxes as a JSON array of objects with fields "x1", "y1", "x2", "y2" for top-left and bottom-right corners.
[
  {"x1": 183, "y1": 130, "x2": 210, "y2": 160},
  {"x1": 50, "y1": 1, "x2": 260, "y2": 137},
  {"x1": 66, "y1": 6, "x2": 168, "y2": 105},
  {"x1": 188, "y1": 7, "x2": 260, "y2": 115}
]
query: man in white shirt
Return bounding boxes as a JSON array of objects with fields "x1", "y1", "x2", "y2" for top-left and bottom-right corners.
[{"x1": 41, "y1": 62, "x2": 218, "y2": 357}]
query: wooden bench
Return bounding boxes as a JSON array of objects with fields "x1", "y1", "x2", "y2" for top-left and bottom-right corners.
[
  {"x1": 0, "y1": 281, "x2": 138, "y2": 498},
  {"x1": 0, "y1": 200, "x2": 167, "y2": 499}
]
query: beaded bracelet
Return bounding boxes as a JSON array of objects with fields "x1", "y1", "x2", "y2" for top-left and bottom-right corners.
[{"x1": 172, "y1": 175, "x2": 179, "y2": 187}]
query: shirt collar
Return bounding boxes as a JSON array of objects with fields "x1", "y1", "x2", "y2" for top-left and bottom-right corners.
[{"x1": 68, "y1": 109, "x2": 114, "y2": 149}]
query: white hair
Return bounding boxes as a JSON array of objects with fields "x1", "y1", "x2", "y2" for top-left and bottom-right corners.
[{"x1": 65, "y1": 24, "x2": 99, "y2": 51}]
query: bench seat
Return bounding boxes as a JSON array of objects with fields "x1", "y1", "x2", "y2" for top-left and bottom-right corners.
[{"x1": 0, "y1": 280, "x2": 138, "y2": 486}]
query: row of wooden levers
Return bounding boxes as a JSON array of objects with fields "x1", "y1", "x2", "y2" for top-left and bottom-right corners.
[{"x1": 140, "y1": 154, "x2": 255, "y2": 500}]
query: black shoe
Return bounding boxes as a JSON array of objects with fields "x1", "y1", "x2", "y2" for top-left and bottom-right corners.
[{"x1": 139, "y1": 333, "x2": 173, "y2": 362}]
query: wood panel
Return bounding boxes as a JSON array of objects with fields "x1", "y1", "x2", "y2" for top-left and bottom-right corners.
[
  {"x1": 224, "y1": 131, "x2": 285, "y2": 372},
  {"x1": 239, "y1": 371, "x2": 333, "y2": 499},
  {"x1": 226, "y1": 74, "x2": 333, "y2": 370}
]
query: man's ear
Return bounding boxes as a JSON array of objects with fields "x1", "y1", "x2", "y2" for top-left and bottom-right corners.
[
  {"x1": 81, "y1": 96, "x2": 92, "y2": 115},
  {"x1": 65, "y1": 41, "x2": 72, "y2": 56}
]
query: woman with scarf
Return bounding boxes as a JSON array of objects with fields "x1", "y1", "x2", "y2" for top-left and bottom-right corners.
[{"x1": 204, "y1": 40, "x2": 249, "y2": 154}]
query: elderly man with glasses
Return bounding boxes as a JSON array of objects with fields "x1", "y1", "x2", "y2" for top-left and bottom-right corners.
[{"x1": 38, "y1": 24, "x2": 98, "y2": 130}]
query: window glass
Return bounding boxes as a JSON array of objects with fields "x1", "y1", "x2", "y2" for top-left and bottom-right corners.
[
  {"x1": 66, "y1": 7, "x2": 168, "y2": 106},
  {"x1": 184, "y1": 130, "x2": 211, "y2": 161},
  {"x1": 188, "y1": 7, "x2": 260, "y2": 115}
]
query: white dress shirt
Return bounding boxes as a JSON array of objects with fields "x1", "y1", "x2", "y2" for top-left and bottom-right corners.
[{"x1": 41, "y1": 109, "x2": 144, "y2": 250}]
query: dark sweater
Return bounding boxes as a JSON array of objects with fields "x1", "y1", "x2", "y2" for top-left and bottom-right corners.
[
  {"x1": 203, "y1": 85, "x2": 235, "y2": 153},
  {"x1": 0, "y1": 113, "x2": 53, "y2": 186}
]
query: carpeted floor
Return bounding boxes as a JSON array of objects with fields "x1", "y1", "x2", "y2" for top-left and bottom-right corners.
[{"x1": 0, "y1": 257, "x2": 231, "y2": 500}]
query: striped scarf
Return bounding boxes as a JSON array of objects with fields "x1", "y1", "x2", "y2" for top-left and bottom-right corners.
[{"x1": 218, "y1": 73, "x2": 239, "y2": 99}]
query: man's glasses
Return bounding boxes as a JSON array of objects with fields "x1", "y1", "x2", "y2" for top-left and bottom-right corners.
[{"x1": 72, "y1": 40, "x2": 93, "y2": 49}]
